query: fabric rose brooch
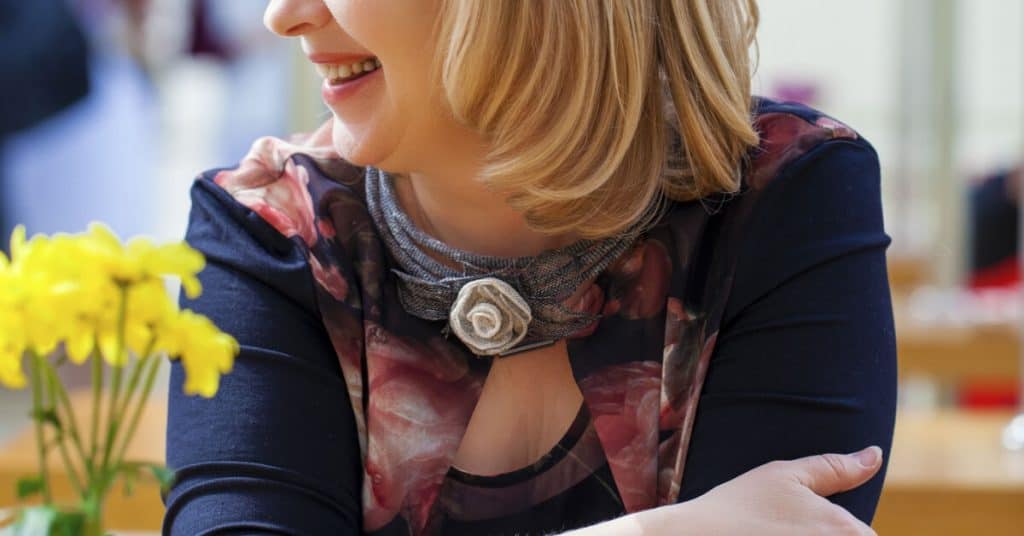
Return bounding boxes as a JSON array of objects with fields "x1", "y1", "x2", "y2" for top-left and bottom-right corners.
[{"x1": 449, "y1": 277, "x2": 532, "y2": 356}]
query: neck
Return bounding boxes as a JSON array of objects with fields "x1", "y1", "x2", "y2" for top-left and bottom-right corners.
[{"x1": 391, "y1": 139, "x2": 577, "y2": 258}]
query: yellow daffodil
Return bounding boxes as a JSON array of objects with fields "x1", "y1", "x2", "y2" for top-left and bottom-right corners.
[
  {"x1": 1, "y1": 222, "x2": 238, "y2": 533},
  {"x1": 0, "y1": 350, "x2": 26, "y2": 389},
  {"x1": 156, "y1": 309, "x2": 238, "y2": 398},
  {"x1": 127, "y1": 237, "x2": 206, "y2": 299},
  {"x1": 0, "y1": 223, "x2": 236, "y2": 397},
  {"x1": 0, "y1": 312, "x2": 27, "y2": 389}
]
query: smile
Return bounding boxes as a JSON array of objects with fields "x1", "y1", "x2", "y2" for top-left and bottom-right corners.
[{"x1": 315, "y1": 57, "x2": 382, "y2": 85}]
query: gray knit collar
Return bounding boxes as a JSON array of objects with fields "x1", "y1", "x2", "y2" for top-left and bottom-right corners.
[{"x1": 364, "y1": 166, "x2": 643, "y2": 357}]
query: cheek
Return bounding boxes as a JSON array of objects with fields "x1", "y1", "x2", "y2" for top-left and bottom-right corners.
[
  {"x1": 330, "y1": 93, "x2": 438, "y2": 172},
  {"x1": 323, "y1": 0, "x2": 435, "y2": 58},
  {"x1": 321, "y1": 0, "x2": 445, "y2": 167},
  {"x1": 323, "y1": 1, "x2": 390, "y2": 41}
]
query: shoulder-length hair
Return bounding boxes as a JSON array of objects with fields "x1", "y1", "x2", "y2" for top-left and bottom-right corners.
[{"x1": 431, "y1": 0, "x2": 760, "y2": 239}]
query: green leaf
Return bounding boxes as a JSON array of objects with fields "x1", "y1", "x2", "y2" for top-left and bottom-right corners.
[
  {"x1": 15, "y1": 476, "x2": 44, "y2": 499},
  {"x1": 49, "y1": 510, "x2": 85, "y2": 536},
  {"x1": 43, "y1": 437, "x2": 64, "y2": 451},
  {"x1": 79, "y1": 494, "x2": 99, "y2": 520},
  {"x1": 149, "y1": 465, "x2": 176, "y2": 491},
  {"x1": 116, "y1": 461, "x2": 176, "y2": 494},
  {"x1": 28, "y1": 408, "x2": 62, "y2": 432},
  {"x1": 115, "y1": 462, "x2": 141, "y2": 494},
  {"x1": 120, "y1": 466, "x2": 138, "y2": 497}
]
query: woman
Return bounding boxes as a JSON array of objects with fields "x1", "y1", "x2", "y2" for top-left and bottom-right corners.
[{"x1": 164, "y1": 1, "x2": 897, "y2": 534}]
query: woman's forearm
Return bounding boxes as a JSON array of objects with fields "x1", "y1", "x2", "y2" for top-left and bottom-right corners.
[
  {"x1": 560, "y1": 504, "x2": 676, "y2": 536},
  {"x1": 560, "y1": 446, "x2": 885, "y2": 536}
]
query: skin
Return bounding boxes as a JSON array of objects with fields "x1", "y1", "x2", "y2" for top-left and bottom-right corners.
[
  {"x1": 264, "y1": 0, "x2": 577, "y2": 258},
  {"x1": 265, "y1": 0, "x2": 590, "y2": 479}
]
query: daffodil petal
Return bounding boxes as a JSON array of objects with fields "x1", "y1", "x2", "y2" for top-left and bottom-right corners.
[
  {"x1": 0, "y1": 350, "x2": 26, "y2": 389},
  {"x1": 67, "y1": 333, "x2": 94, "y2": 365},
  {"x1": 8, "y1": 225, "x2": 26, "y2": 263}
]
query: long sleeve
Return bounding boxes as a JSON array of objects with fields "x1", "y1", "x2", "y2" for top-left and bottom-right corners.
[
  {"x1": 676, "y1": 139, "x2": 898, "y2": 523},
  {"x1": 163, "y1": 178, "x2": 363, "y2": 535}
]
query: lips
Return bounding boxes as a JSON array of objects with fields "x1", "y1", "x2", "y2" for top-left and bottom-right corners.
[
  {"x1": 314, "y1": 57, "x2": 382, "y2": 85},
  {"x1": 309, "y1": 51, "x2": 384, "y2": 105}
]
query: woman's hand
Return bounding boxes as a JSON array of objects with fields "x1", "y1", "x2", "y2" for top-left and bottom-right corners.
[
  {"x1": 669, "y1": 445, "x2": 883, "y2": 535},
  {"x1": 565, "y1": 446, "x2": 883, "y2": 535}
]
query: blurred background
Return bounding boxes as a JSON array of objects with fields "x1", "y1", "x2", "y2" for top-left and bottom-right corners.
[{"x1": 0, "y1": 0, "x2": 1021, "y2": 534}]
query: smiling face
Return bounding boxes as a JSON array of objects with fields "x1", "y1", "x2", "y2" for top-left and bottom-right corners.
[
  {"x1": 266, "y1": 1, "x2": 761, "y2": 242},
  {"x1": 264, "y1": 0, "x2": 478, "y2": 173}
]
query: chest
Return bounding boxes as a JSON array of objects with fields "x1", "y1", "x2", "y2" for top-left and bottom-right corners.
[
  {"x1": 449, "y1": 341, "x2": 584, "y2": 476},
  {"x1": 337, "y1": 234, "x2": 723, "y2": 532}
]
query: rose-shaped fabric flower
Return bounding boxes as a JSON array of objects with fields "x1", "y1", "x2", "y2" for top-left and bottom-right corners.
[{"x1": 448, "y1": 277, "x2": 531, "y2": 356}]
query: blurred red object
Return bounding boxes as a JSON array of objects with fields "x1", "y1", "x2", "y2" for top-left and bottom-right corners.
[
  {"x1": 959, "y1": 379, "x2": 1020, "y2": 409},
  {"x1": 969, "y1": 256, "x2": 1021, "y2": 289}
]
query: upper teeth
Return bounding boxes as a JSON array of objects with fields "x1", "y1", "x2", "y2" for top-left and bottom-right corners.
[{"x1": 315, "y1": 58, "x2": 381, "y2": 81}]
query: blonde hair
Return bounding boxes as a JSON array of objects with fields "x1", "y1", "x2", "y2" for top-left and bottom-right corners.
[{"x1": 431, "y1": 0, "x2": 760, "y2": 239}]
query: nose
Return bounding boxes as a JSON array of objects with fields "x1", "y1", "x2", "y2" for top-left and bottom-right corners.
[{"x1": 264, "y1": 0, "x2": 332, "y2": 37}]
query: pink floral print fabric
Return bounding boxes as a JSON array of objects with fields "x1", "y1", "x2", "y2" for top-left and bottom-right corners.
[{"x1": 209, "y1": 105, "x2": 859, "y2": 534}]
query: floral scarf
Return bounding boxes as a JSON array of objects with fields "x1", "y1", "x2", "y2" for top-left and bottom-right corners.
[{"x1": 209, "y1": 103, "x2": 858, "y2": 534}]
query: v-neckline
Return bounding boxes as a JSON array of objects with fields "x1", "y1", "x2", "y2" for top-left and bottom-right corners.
[{"x1": 446, "y1": 399, "x2": 591, "y2": 484}]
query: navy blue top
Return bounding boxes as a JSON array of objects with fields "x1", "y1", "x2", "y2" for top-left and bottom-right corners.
[{"x1": 163, "y1": 99, "x2": 897, "y2": 535}]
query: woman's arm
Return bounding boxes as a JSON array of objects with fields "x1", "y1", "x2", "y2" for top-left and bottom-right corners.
[
  {"x1": 677, "y1": 138, "x2": 898, "y2": 522},
  {"x1": 565, "y1": 448, "x2": 882, "y2": 536},
  {"x1": 563, "y1": 138, "x2": 892, "y2": 536},
  {"x1": 162, "y1": 180, "x2": 363, "y2": 534}
]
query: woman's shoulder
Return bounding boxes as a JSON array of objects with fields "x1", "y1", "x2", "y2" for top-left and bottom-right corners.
[
  {"x1": 189, "y1": 121, "x2": 363, "y2": 246},
  {"x1": 183, "y1": 120, "x2": 368, "y2": 308},
  {"x1": 653, "y1": 97, "x2": 888, "y2": 325},
  {"x1": 661, "y1": 97, "x2": 883, "y2": 249},
  {"x1": 715, "y1": 98, "x2": 889, "y2": 320},
  {"x1": 661, "y1": 97, "x2": 879, "y2": 230},
  {"x1": 745, "y1": 96, "x2": 879, "y2": 193},
  {"x1": 738, "y1": 97, "x2": 884, "y2": 236}
]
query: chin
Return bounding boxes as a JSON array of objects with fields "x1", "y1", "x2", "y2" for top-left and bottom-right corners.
[
  {"x1": 335, "y1": 146, "x2": 376, "y2": 167},
  {"x1": 331, "y1": 123, "x2": 386, "y2": 167}
]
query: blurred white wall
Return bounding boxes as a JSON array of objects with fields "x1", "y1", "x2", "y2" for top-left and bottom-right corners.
[
  {"x1": 755, "y1": 0, "x2": 900, "y2": 156},
  {"x1": 957, "y1": 0, "x2": 1023, "y2": 172},
  {"x1": 756, "y1": 0, "x2": 1022, "y2": 271}
]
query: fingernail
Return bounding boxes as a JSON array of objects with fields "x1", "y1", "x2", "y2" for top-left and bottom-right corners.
[{"x1": 853, "y1": 446, "x2": 881, "y2": 468}]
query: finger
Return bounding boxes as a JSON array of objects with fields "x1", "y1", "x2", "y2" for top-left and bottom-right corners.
[{"x1": 789, "y1": 446, "x2": 883, "y2": 497}]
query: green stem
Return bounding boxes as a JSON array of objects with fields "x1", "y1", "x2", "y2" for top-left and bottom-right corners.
[
  {"x1": 99, "y1": 286, "x2": 128, "y2": 487},
  {"x1": 82, "y1": 501, "x2": 104, "y2": 536},
  {"x1": 113, "y1": 352, "x2": 162, "y2": 467},
  {"x1": 100, "y1": 366, "x2": 123, "y2": 476},
  {"x1": 50, "y1": 417, "x2": 84, "y2": 497},
  {"x1": 43, "y1": 361, "x2": 91, "y2": 477},
  {"x1": 46, "y1": 362, "x2": 93, "y2": 479},
  {"x1": 42, "y1": 358, "x2": 86, "y2": 498},
  {"x1": 27, "y1": 352, "x2": 52, "y2": 503},
  {"x1": 115, "y1": 338, "x2": 155, "y2": 423},
  {"x1": 88, "y1": 345, "x2": 102, "y2": 470},
  {"x1": 41, "y1": 361, "x2": 85, "y2": 497}
]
